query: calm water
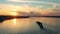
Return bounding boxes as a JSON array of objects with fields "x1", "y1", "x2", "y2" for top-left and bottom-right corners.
[{"x1": 0, "y1": 17, "x2": 60, "y2": 34}]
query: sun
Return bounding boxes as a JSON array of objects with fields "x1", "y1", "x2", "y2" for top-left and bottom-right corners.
[
  {"x1": 11, "y1": 8, "x2": 18, "y2": 16},
  {"x1": 12, "y1": 8, "x2": 17, "y2": 11},
  {"x1": 11, "y1": 12, "x2": 17, "y2": 16}
]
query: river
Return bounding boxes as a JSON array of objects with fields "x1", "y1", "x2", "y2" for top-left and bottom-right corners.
[{"x1": 0, "y1": 17, "x2": 60, "y2": 34}]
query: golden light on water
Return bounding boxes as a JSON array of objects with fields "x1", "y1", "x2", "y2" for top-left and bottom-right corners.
[{"x1": 13, "y1": 18, "x2": 16, "y2": 25}]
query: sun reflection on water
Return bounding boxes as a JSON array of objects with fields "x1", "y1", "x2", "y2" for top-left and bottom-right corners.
[{"x1": 13, "y1": 18, "x2": 16, "y2": 25}]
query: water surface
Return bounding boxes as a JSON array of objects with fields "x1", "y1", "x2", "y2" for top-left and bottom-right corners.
[{"x1": 0, "y1": 17, "x2": 60, "y2": 34}]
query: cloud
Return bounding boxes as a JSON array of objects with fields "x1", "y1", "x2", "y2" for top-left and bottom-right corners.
[
  {"x1": 0, "y1": 4, "x2": 60, "y2": 16},
  {"x1": 7, "y1": 0, "x2": 60, "y2": 6},
  {"x1": 8, "y1": 0, "x2": 20, "y2": 2},
  {"x1": 0, "y1": 4, "x2": 41, "y2": 12}
]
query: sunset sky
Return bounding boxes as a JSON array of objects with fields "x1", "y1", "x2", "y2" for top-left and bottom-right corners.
[{"x1": 0, "y1": 0, "x2": 60, "y2": 16}]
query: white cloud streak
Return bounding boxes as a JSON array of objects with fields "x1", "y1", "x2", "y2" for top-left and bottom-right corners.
[{"x1": 7, "y1": 0, "x2": 60, "y2": 6}]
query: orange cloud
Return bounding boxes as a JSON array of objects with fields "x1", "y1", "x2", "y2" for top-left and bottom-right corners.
[{"x1": 0, "y1": 4, "x2": 60, "y2": 16}]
